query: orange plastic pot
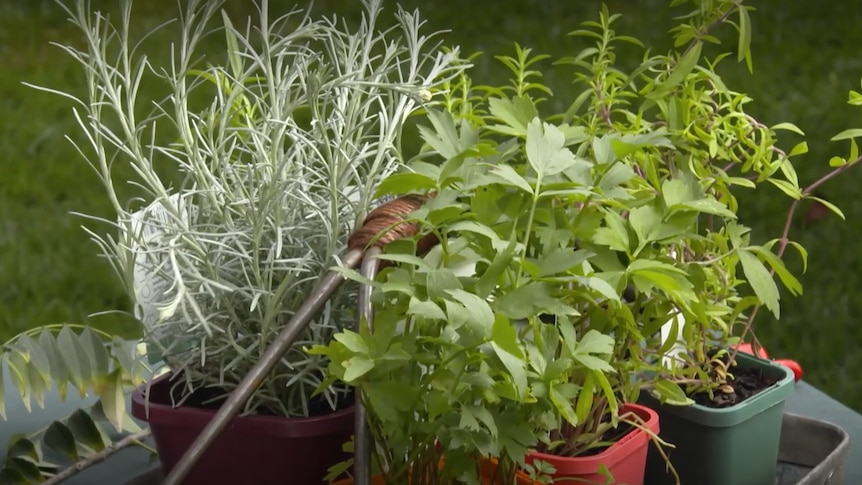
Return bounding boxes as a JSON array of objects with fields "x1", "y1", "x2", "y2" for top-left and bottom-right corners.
[
  {"x1": 331, "y1": 458, "x2": 537, "y2": 485},
  {"x1": 524, "y1": 403, "x2": 659, "y2": 485}
]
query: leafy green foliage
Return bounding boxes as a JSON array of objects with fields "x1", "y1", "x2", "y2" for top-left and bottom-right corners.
[
  {"x1": 316, "y1": 0, "x2": 862, "y2": 481},
  {"x1": 0, "y1": 325, "x2": 150, "y2": 483},
  {"x1": 32, "y1": 0, "x2": 464, "y2": 418}
]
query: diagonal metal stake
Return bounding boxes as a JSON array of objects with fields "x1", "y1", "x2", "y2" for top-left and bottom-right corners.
[
  {"x1": 354, "y1": 245, "x2": 381, "y2": 485},
  {"x1": 163, "y1": 249, "x2": 365, "y2": 485}
]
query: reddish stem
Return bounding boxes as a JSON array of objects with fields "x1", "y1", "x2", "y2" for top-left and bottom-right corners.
[{"x1": 731, "y1": 153, "x2": 862, "y2": 363}]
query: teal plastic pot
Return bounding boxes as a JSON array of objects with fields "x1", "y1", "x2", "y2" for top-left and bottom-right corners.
[{"x1": 640, "y1": 352, "x2": 795, "y2": 485}]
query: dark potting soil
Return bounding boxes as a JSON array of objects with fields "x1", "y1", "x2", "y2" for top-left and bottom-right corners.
[
  {"x1": 688, "y1": 357, "x2": 779, "y2": 408},
  {"x1": 165, "y1": 380, "x2": 354, "y2": 417}
]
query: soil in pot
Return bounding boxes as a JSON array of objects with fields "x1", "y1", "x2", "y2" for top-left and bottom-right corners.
[
  {"x1": 525, "y1": 403, "x2": 658, "y2": 485},
  {"x1": 164, "y1": 376, "x2": 354, "y2": 417},
  {"x1": 687, "y1": 349, "x2": 779, "y2": 408},
  {"x1": 132, "y1": 372, "x2": 355, "y2": 485},
  {"x1": 640, "y1": 350, "x2": 795, "y2": 485}
]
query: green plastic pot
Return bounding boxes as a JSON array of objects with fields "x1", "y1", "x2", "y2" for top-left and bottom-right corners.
[{"x1": 640, "y1": 351, "x2": 795, "y2": 485}]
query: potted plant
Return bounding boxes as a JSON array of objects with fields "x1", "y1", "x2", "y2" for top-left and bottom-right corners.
[
  {"x1": 31, "y1": 0, "x2": 463, "y2": 483},
  {"x1": 547, "y1": 1, "x2": 862, "y2": 485},
  {"x1": 310, "y1": 22, "x2": 681, "y2": 485}
]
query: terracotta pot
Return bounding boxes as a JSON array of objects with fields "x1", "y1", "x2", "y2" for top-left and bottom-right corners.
[
  {"x1": 131, "y1": 372, "x2": 354, "y2": 485},
  {"x1": 525, "y1": 403, "x2": 659, "y2": 485}
]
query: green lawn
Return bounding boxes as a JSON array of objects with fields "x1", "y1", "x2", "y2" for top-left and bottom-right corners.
[{"x1": 3, "y1": 0, "x2": 862, "y2": 409}]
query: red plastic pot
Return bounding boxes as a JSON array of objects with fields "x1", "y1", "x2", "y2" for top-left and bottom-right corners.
[
  {"x1": 131, "y1": 372, "x2": 354, "y2": 485},
  {"x1": 524, "y1": 403, "x2": 659, "y2": 485}
]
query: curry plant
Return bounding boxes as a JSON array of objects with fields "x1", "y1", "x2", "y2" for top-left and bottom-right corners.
[
  {"x1": 313, "y1": 0, "x2": 838, "y2": 480},
  {"x1": 27, "y1": 0, "x2": 462, "y2": 417}
]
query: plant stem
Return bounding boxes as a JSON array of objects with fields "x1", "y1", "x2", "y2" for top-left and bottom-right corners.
[
  {"x1": 41, "y1": 428, "x2": 152, "y2": 485},
  {"x1": 732, "y1": 153, "x2": 862, "y2": 361}
]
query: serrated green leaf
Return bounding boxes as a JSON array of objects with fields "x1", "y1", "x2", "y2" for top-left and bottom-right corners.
[
  {"x1": 573, "y1": 354, "x2": 615, "y2": 372},
  {"x1": 537, "y1": 248, "x2": 590, "y2": 277},
  {"x1": 673, "y1": 198, "x2": 737, "y2": 219},
  {"x1": 407, "y1": 298, "x2": 447, "y2": 320},
  {"x1": 491, "y1": 315, "x2": 524, "y2": 359},
  {"x1": 490, "y1": 343, "x2": 527, "y2": 399},
  {"x1": 447, "y1": 289, "x2": 495, "y2": 335},
  {"x1": 593, "y1": 371, "x2": 619, "y2": 419},
  {"x1": 333, "y1": 331, "x2": 369, "y2": 355},
  {"x1": 373, "y1": 172, "x2": 437, "y2": 199},
  {"x1": 426, "y1": 268, "x2": 463, "y2": 302},
  {"x1": 738, "y1": 249, "x2": 781, "y2": 318},
  {"x1": 525, "y1": 118, "x2": 578, "y2": 178},
  {"x1": 44, "y1": 421, "x2": 79, "y2": 462},
  {"x1": 476, "y1": 238, "x2": 517, "y2": 298},
  {"x1": 575, "y1": 329, "x2": 615, "y2": 355},
  {"x1": 486, "y1": 164, "x2": 533, "y2": 194},
  {"x1": 67, "y1": 409, "x2": 108, "y2": 453},
  {"x1": 96, "y1": 368, "x2": 125, "y2": 432},
  {"x1": 651, "y1": 380, "x2": 693, "y2": 406},
  {"x1": 342, "y1": 356, "x2": 375, "y2": 382}
]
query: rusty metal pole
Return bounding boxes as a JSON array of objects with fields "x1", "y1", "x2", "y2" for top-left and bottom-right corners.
[
  {"x1": 162, "y1": 249, "x2": 364, "y2": 485},
  {"x1": 354, "y1": 245, "x2": 381, "y2": 485}
]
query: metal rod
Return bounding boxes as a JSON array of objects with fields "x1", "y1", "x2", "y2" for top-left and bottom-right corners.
[
  {"x1": 354, "y1": 246, "x2": 381, "y2": 485},
  {"x1": 163, "y1": 249, "x2": 365, "y2": 485}
]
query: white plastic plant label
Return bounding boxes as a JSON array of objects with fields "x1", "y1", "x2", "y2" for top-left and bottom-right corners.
[{"x1": 126, "y1": 193, "x2": 191, "y2": 364}]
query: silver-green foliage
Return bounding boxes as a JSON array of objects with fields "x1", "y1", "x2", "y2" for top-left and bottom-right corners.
[{"x1": 30, "y1": 0, "x2": 463, "y2": 417}]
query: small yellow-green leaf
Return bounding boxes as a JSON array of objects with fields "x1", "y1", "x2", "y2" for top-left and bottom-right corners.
[
  {"x1": 828, "y1": 156, "x2": 847, "y2": 167},
  {"x1": 789, "y1": 141, "x2": 808, "y2": 157},
  {"x1": 737, "y1": 6, "x2": 752, "y2": 64},
  {"x1": 771, "y1": 122, "x2": 805, "y2": 135},
  {"x1": 808, "y1": 196, "x2": 846, "y2": 220},
  {"x1": 831, "y1": 128, "x2": 862, "y2": 141}
]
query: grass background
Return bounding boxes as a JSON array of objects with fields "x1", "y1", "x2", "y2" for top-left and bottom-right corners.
[{"x1": 2, "y1": 0, "x2": 862, "y2": 409}]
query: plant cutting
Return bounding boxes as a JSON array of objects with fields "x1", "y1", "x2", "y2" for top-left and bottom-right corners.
[{"x1": 29, "y1": 0, "x2": 462, "y2": 483}]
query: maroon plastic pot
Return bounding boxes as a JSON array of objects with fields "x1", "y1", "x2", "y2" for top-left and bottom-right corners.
[{"x1": 131, "y1": 372, "x2": 354, "y2": 485}]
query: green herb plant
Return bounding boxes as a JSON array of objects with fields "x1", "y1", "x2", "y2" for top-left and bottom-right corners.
[
  {"x1": 23, "y1": 0, "x2": 462, "y2": 419},
  {"x1": 311, "y1": 0, "x2": 862, "y2": 483}
]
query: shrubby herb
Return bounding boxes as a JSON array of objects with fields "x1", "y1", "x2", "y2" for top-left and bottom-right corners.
[{"x1": 315, "y1": 0, "x2": 861, "y2": 483}]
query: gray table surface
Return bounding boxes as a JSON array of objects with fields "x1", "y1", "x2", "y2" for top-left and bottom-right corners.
[{"x1": 1, "y1": 366, "x2": 859, "y2": 484}]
